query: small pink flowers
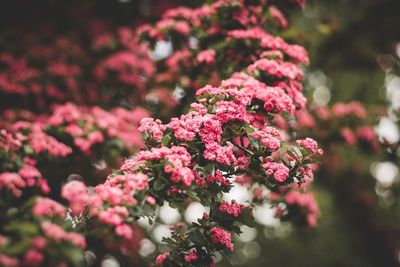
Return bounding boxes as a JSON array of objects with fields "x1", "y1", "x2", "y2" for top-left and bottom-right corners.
[
  {"x1": 0, "y1": 172, "x2": 26, "y2": 197},
  {"x1": 23, "y1": 249, "x2": 44, "y2": 266},
  {"x1": 184, "y1": 251, "x2": 198, "y2": 263},
  {"x1": 219, "y1": 200, "x2": 244, "y2": 217},
  {"x1": 61, "y1": 181, "x2": 89, "y2": 216},
  {"x1": 115, "y1": 224, "x2": 133, "y2": 239},
  {"x1": 41, "y1": 221, "x2": 86, "y2": 249},
  {"x1": 210, "y1": 227, "x2": 234, "y2": 251},
  {"x1": 248, "y1": 58, "x2": 304, "y2": 81},
  {"x1": 196, "y1": 49, "x2": 216, "y2": 65},
  {"x1": 251, "y1": 127, "x2": 281, "y2": 151},
  {"x1": 155, "y1": 252, "x2": 169, "y2": 265},
  {"x1": 262, "y1": 161, "x2": 289, "y2": 183},
  {"x1": 32, "y1": 197, "x2": 66, "y2": 218},
  {"x1": 296, "y1": 138, "x2": 323, "y2": 155},
  {"x1": 285, "y1": 191, "x2": 320, "y2": 228},
  {"x1": 29, "y1": 131, "x2": 72, "y2": 157},
  {"x1": 139, "y1": 118, "x2": 166, "y2": 141}
]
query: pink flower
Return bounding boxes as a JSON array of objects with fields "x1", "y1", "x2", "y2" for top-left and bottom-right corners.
[
  {"x1": 41, "y1": 221, "x2": 66, "y2": 241},
  {"x1": 32, "y1": 197, "x2": 66, "y2": 218},
  {"x1": 219, "y1": 200, "x2": 244, "y2": 217},
  {"x1": 269, "y1": 6, "x2": 288, "y2": 28},
  {"x1": 285, "y1": 191, "x2": 320, "y2": 228},
  {"x1": 155, "y1": 252, "x2": 169, "y2": 265},
  {"x1": 138, "y1": 118, "x2": 166, "y2": 141},
  {"x1": 146, "y1": 196, "x2": 157, "y2": 205},
  {"x1": 23, "y1": 249, "x2": 44, "y2": 266},
  {"x1": 0, "y1": 172, "x2": 26, "y2": 197},
  {"x1": 61, "y1": 181, "x2": 89, "y2": 215},
  {"x1": 210, "y1": 227, "x2": 233, "y2": 251},
  {"x1": 262, "y1": 161, "x2": 289, "y2": 183},
  {"x1": 115, "y1": 224, "x2": 133, "y2": 239},
  {"x1": 184, "y1": 251, "x2": 198, "y2": 263},
  {"x1": 251, "y1": 127, "x2": 281, "y2": 151},
  {"x1": 18, "y1": 165, "x2": 41, "y2": 187},
  {"x1": 296, "y1": 138, "x2": 323, "y2": 155},
  {"x1": 64, "y1": 232, "x2": 87, "y2": 249},
  {"x1": 0, "y1": 253, "x2": 19, "y2": 267},
  {"x1": 29, "y1": 131, "x2": 72, "y2": 157},
  {"x1": 31, "y1": 237, "x2": 47, "y2": 249},
  {"x1": 196, "y1": 49, "x2": 216, "y2": 65},
  {"x1": 341, "y1": 128, "x2": 357, "y2": 145}
]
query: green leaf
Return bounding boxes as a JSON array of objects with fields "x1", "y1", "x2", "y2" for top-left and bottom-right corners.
[
  {"x1": 153, "y1": 178, "x2": 165, "y2": 191},
  {"x1": 238, "y1": 207, "x2": 256, "y2": 228},
  {"x1": 3, "y1": 239, "x2": 30, "y2": 255},
  {"x1": 293, "y1": 146, "x2": 303, "y2": 157},
  {"x1": 58, "y1": 245, "x2": 85, "y2": 267},
  {"x1": 4, "y1": 221, "x2": 38, "y2": 235},
  {"x1": 188, "y1": 230, "x2": 204, "y2": 245},
  {"x1": 162, "y1": 134, "x2": 171, "y2": 145}
]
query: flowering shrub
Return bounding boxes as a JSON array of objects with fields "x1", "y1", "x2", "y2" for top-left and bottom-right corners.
[
  {"x1": 138, "y1": 0, "x2": 309, "y2": 118},
  {"x1": 0, "y1": 130, "x2": 87, "y2": 266},
  {"x1": 0, "y1": 21, "x2": 154, "y2": 111},
  {"x1": 294, "y1": 101, "x2": 382, "y2": 175},
  {"x1": 0, "y1": 0, "x2": 325, "y2": 266},
  {"x1": 50, "y1": 1, "x2": 324, "y2": 265}
]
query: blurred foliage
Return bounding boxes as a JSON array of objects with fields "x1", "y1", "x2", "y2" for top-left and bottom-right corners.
[{"x1": 231, "y1": 1, "x2": 400, "y2": 267}]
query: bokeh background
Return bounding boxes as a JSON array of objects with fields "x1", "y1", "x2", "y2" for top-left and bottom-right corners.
[{"x1": 1, "y1": 0, "x2": 400, "y2": 266}]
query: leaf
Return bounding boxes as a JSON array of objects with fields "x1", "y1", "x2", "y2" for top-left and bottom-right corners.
[
  {"x1": 238, "y1": 207, "x2": 256, "y2": 228},
  {"x1": 153, "y1": 178, "x2": 165, "y2": 191},
  {"x1": 58, "y1": 245, "x2": 85, "y2": 267},
  {"x1": 4, "y1": 221, "x2": 38, "y2": 235},
  {"x1": 243, "y1": 125, "x2": 255, "y2": 133},
  {"x1": 293, "y1": 146, "x2": 303, "y2": 157},
  {"x1": 162, "y1": 134, "x2": 171, "y2": 145},
  {"x1": 187, "y1": 191, "x2": 201, "y2": 202},
  {"x1": 3, "y1": 239, "x2": 30, "y2": 255},
  {"x1": 188, "y1": 230, "x2": 204, "y2": 245}
]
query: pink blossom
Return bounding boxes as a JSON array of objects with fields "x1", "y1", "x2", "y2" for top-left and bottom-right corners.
[
  {"x1": 219, "y1": 200, "x2": 244, "y2": 217},
  {"x1": 251, "y1": 127, "x2": 281, "y2": 151},
  {"x1": 31, "y1": 237, "x2": 47, "y2": 249},
  {"x1": 115, "y1": 224, "x2": 133, "y2": 239},
  {"x1": 64, "y1": 232, "x2": 87, "y2": 249},
  {"x1": 61, "y1": 181, "x2": 89, "y2": 215},
  {"x1": 18, "y1": 165, "x2": 41, "y2": 187},
  {"x1": 262, "y1": 161, "x2": 289, "y2": 183},
  {"x1": 269, "y1": 6, "x2": 288, "y2": 28},
  {"x1": 41, "y1": 221, "x2": 66, "y2": 241},
  {"x1": 285, "y1": 191, "x2": 320, "y2": 228},
  {"x1": 155, "y1": 252, "x2": 169, "y2": 265},
  {"x1": 296, "y1": 138, "x2": 323, "y2": 155},
  {"x1": 197, "y1": 49, "x2": 216, "y2": 65},
  {"x1": 0, "y1": 253, "x2": 19, "y2": 267},
  {"x1": 23, "y1": 249, "x2": 44, "y2": 266},
  {"x1": 0, "y1": 172, "x2": 26, "y2": 197},
  {"x1": 29, "y1": 131, "x2": 72, "y2": 157},
  {"x1": 184, "y1": 251, "x2": 198, "y2": 262},
  {"x1": 210, "y1": 227, "x2": 233, "y2": 251},
  {"x1": 139, "y1": 118, "x2": 166, "y2": 141},
  {"x1": 32, "y1": 197, "x2": 66, "y2": 218},
  {"x1": 341, "y1": 128, "x2": 357, "y2": 145}
]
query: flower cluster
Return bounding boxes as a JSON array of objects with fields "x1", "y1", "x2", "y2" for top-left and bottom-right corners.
[
  {"x1": 210, "y1": 227, "x2": 234, "y2": 251},
  {"x1": 138, "y1": 0, "x2": 310, "y2": 118},
  {"x1": 218, "y1": 200, "x2": 244, "y2": 218},
  {"x1": 272, "y1": 191, "x2": 320, "y2": 228},
  {"x1": 0, "y1": 22, "x2": 154, "y2": 111},
  {"x1": 296, "y1": 102, "x2": 381, "y2": 153}
]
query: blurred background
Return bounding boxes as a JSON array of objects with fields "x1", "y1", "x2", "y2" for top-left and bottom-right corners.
[{"x1": 1, "y1": 0, "x2": 400, "y2": 266}]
